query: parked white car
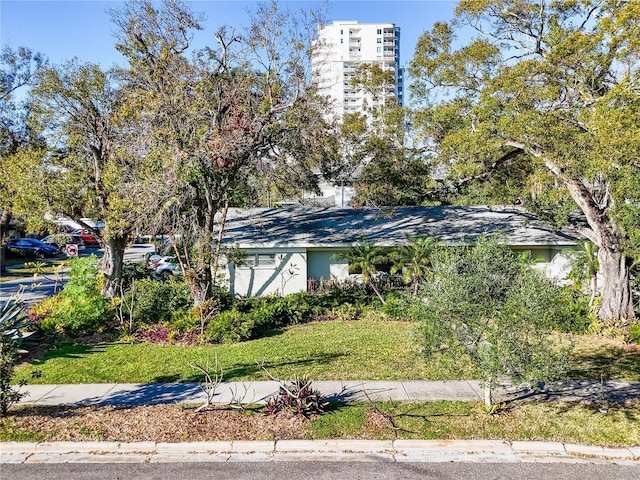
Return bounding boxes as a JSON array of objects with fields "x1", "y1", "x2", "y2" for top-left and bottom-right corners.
[{"x1": 151, "y1": 255, "x2": 182, "y2": 279}]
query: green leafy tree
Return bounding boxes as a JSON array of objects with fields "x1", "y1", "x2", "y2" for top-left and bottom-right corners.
[
  {"x1": 389, "y1": 235, "x2": 441, "y2": 295},
  {"x1": 416, "y1": 236, "x2": 570, "y2": 406},
  {"x1": 25, "y1": 60, "x2": 143, "y2": 298},
  {"x1": 331, "y1": 63, "x2": 437, "y2": 207},
  {"x1": 409, "y1": 0, "x2": 640, "y2": 322},
  {"x1": 0, "y1": 47, "x2": 46, "y2": 272}
]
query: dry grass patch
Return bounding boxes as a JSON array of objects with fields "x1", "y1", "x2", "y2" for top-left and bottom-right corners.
[{"x1": 2, "y1": 400, "x2": 639, "y2": 447}]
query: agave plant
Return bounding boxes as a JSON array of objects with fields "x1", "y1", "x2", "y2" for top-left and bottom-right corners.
[
  {"x1": 0, "y1": 296, "x2": 32, "y2": 416},
  {"x1": 0, "y1": 297, "x2": 34, "y2": 353}
]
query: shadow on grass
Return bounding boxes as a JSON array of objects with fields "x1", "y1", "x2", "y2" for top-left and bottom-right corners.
[
  {"x1": 567, "y1": 343, "x2": 640, "y2": 382},
  {"x1": 26, "y1": 343, "x2": 109, "y2": 366},
  {"x1": 179, "y1": 352, "x2": 348, "y2": 383}
]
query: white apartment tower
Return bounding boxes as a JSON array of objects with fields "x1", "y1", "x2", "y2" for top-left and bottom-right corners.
[{"x1": 313, "y1": 20, "x2": 403, "y2": 120}]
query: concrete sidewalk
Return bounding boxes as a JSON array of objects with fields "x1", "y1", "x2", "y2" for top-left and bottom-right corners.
[{"x1": 16, "y1": 379, "x2": 640, "y2": 407}]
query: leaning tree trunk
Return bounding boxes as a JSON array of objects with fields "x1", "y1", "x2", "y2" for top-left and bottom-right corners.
[
  {"x1": 100, "y1": 235, "x2": 129, "y2": 299},
  {"x1": 534, "y1": 152, "x2": 637, "y2": 323}
]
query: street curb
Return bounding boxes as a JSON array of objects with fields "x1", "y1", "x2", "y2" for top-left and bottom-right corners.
[{"x1": 2, "y1": 440, "x2": 639, "y2": 465}]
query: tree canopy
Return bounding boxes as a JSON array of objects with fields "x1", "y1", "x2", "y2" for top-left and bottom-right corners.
[
  {"x1": 111, "y1": 0, "x2": 330, "y2": 304},
  {"x1": 409, "y1": 0, "x2": 640, "y2": 322}
]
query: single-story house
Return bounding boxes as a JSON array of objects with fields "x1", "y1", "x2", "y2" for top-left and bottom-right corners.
[{"x1": 220, "y1": 206, "x2": 582, "y2": 297}]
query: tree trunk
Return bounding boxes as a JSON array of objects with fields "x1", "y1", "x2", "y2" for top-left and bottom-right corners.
[
  {"x1": 598, "y1": 246, "x2": 635, "y2": 322},
  {"x1": 0, "y1": 209, "x2": 12, "y2": 274},
  {"x1": 100, "y1": 235, "x2": 128, "y2": 299},
  {"x1": 540, "y1": 155, "x2": 634, "y2": 322},
  {"x1": 484, "y1": 382, "x2": 493, "y2": 407},
  {"x1": 190, "y1": 271, "x2": 212, "y2": 308},
  {"x1": 507, "y1": 142, "x2": 637, "y2": 322}
]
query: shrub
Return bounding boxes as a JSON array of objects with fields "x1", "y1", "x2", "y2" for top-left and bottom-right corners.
[
  {"x1": 551, "y1": 287, "x2": 593, "y2": 334},
  {"x1": 123, "y1": 277, "x2": 192, "y2": 326},
  {"x1": 206, "y1": 308, "x2": 255, "y2": 343},
  {"x1": 36, "y1": 256, "x2": 111, "y2": 337},
  {"x1": 28, "y1": 295, "x2": 60, "y2": 324},
  {"x1": 314, "y1": 279, "x2": 377, "y2": 306},
  {"x1": 415, "y1": 235, "x2": 572, "y2": 405},
  {"x1": 207, "y1": 292, "x2": 333, "y2": 344},
  {"x1": 326, "y1": 303, "x2": 362, "y2": 321},
  {"x1": 629, "y1": 323, "x2": 640, "y2": 344},
  {"x1": 378, "y1": 291, "x2": 425, "y2": 321},
  {"x1": 171, "y1": 308, "x2": 200, "y2": 333},
  {"x1": 208, "y1": 285, "x2": 235, "y2": 312},
  {"x1": 120, "y1": 261, "x2": 151, "y2": 291}
]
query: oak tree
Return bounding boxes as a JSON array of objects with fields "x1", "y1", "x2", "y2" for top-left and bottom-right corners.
[
  {"x1": 27, "y1": 60, "x2": 146, "y2": 298},
  {"x1": 409, "y1": 0, "x2": 640, "y2": 322}
]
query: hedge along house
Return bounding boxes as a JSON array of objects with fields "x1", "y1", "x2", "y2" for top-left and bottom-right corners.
[{"x1": 220, "y1": 206, "x2": 582, "y2": 297}]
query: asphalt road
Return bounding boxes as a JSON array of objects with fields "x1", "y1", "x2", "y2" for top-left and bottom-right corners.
[
  {"x1": 4, "y1": 462, "x2": 639, "y2": 480},
  {"x1": 0, "y1": 244, "x2": 155, "y2": 305}
]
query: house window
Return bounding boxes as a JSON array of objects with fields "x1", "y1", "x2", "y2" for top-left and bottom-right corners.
[
  {"x1": 237, "y1": 253, "x2": 276, "y2": 268},
  {"x1": 376, "y1": 38, "x2": 382, "y2": 43},
  {"x1": 376, "y1": 28, "x2": 382, "y2": 34},
  {"x1": 376, "y1": 46, "x2": 381, "y2": 53}
]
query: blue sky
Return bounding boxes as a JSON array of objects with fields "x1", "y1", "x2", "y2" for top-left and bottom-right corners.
[{"x1": 1, "y1": 0, "x2": 458, "y2": 70}]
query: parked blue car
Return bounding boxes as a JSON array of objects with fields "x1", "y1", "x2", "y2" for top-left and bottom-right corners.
[{"x1": 5, "y1": 238, "x2": 60, "y2": 259}]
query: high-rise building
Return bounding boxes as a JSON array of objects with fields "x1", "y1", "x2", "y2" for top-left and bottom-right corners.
[{"x1": 313, "y1": 20, "x2": 403, "y2": 120}]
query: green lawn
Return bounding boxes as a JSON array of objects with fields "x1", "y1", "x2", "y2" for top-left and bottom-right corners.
[
  {"x1": 16, "y1": 320, "x2": 477, "y2": 384},
  {"x1": 310, "y1": 400, "x2": 640, "y2": 447},
  {"x1": 0, "y1": 258, "x2": 70, "y2": 282},
  {"x1": 567, "y1": 335, "x2": 640, "y2": 381},
  {"x1": 15, "y1": 320, "x2": 640, "y2": 384}
]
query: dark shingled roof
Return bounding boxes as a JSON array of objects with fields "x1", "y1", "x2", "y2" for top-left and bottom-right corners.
[{"x1": 222, "y1": 206, "x2": 580, "y2": 248}]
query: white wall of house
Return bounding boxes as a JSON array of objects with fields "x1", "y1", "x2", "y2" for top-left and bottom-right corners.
[
  {"x1": 513, "y1": 246, "x2": 573, "y2": 284},
  {"x1": 307, "y1": 248, "x2": 350, "y2": 282},
  {"x1": 224, "y1": 245, "x2": 576, "y2": 298},
  {"x1": 226, "y1": 248, "x2": 308, "y2": 297}
]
